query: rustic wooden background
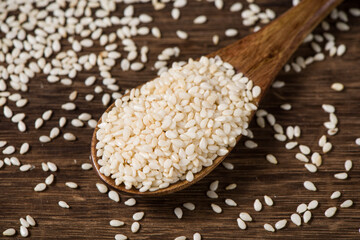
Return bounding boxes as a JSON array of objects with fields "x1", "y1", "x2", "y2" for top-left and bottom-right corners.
[{"x1": 1, "y1": 0, "x2": 360, "y2": 239}]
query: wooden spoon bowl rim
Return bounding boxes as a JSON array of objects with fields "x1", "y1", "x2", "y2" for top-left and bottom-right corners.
[{"x1": 90, "y1": 86, "x2": 247, "y2": 196}]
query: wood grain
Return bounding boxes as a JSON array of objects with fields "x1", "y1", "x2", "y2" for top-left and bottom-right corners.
[
  {"x1": 1, "y1": 0, "x2": 360, "y2": 239},
  {"x1": 91, "y1": 0, "x2": 343, "y2": 196}
]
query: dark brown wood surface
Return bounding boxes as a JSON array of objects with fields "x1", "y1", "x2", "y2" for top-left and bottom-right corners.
[{"x1": 1, "y1": 0, "x2": 360, "y2": 239}]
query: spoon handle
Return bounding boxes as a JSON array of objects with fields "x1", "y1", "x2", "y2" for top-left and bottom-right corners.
[{"x1": 210, "y1": 0, "x2": 343, "y2": 98}]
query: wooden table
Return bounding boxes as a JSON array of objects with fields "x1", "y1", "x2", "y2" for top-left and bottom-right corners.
[{"x1": 1, "y1": 0, "x2": 359, "y2": 239}]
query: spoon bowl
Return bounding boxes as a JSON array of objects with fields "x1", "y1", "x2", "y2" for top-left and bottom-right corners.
[{"x1": 91, "y1": 0, "x2": 343, "y2": 196}]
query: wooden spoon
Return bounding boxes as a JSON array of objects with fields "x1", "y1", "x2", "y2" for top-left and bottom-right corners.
[{"x1": 91, "y1": 0, "x2": 343, "y2": 196}]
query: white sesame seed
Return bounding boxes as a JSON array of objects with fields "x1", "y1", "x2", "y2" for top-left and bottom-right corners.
[
  {"x1": 299, "y1": 145, "x2": 311, "y2": 155},
  {"x1": 230, "y1": 2, "x2": 243, "y2": 12},
  {"x1": 175, "y1": 236, "x2": 186, "y2": 240},
  {"x1": 356, "y1": 138, "x2": 360, "y2": 146},
  {"x1": 206, "y1": 190, "x2": 218, "y2": 199},
  {"x1": 193, "y1": 233, "x2": 201, "y2": 240},
  {"x1": 61, "y1": 102, "x2": 76, "y2": 111},
  {"x1": 45, "y1": 174, "x2": 54, "y2": 185},
  {"x1": 174, "y1": 207, "x2": 183, "y2": 219},
  {"x1": 272, "y1": 81, "x2": 285, "y2": 88},
  {"x1": 264, "y1": 223, "x2": 275, "y2": 232},
  {"x1": 274, "y1": 134, "x2": 286, "y2": 142},
  {"x1": 211, "y1": 203, "x2": 222, "y2": 213},
  {"x1": 209, "y1": 180, "x2": 219, "y2": 191},
  {"x1": 20, "y1": 217, "x2": 30, "y2": 228},
  {"x1": 305, "y1": 163, "x2": 317, "y2": 173},
  {"x1": 26, "y1": 215, "x2": 36, "y2": 226},
  {"x1": 254, "y1": 199, "x2": 262, "y2": 211},
  {"x1": 10, "y1": 157, "x2": 20, "y2": 166},
  {"x1": 110, "y1": 220, "x2": 125, "y2": 227},
  {"x1": 314, "y1": 53, "x2": 325, "y2": 61},
  {"x1": 20, "y1": 226, "x2": 28, "y2": 237},
  {"x1": 331, "y1": 191, "x2": 342, "y2": 199},
  {"x1": 171, "y1": 8, "x2": 181, "y2": 20},
  {"x1": 296, "y1": 153, "x2": 309, "y2": 162},
  {"x1": 344, "y1": 160, "x2": 352, "y2": 171},
  {"x1": 334, "y1": 172, "x2": 348, "y2": 180},
  {"x1": 47, "y1": 162, "x2": 57, "y2": 172},
  {"x1": 225, "y1": 183, "x2": 237, "y2": 190},
  {"x1": 245, "y1": 140, "x2": 258, "y2": 148},
  {"x1": 319, "y1": 135, "x2": 327, "y2": 147},
  {"x1": 183, "y1": 202, "x2": 195, "y2": 211},
  {"x1": 325, "y1": 207, "x2": 337, "y2": 217},
  {"x1": 42, "y1": 162, "x2": 49, "y2": 172},
  {"x1": 285, "y1": 141, "x2": 298, "y2": 149},
  {"x1": 239, "y1": 212, "x2": 252, "y2": 222},
  {"x1": 131, "y1": 222, "x2": 140, "y2": 233},
  {"x1": 65, "y1": 182, "x2": 78, "y2": 189},
  {"x1": 185, "y1": 171, "x2": 194, "y2": 182},
  {"x1": 115, "y1": 234, "x2": 128, "y2": 240},
  {"x1": 237, "y1": 218, "x2": 247, "y2": 230},
  {"x1": 303, "y1": 181, "x2": 317, "y2": 191},
  {"x1": 133, "y1": 212, "x2": 144, "y2": 221},
  {"x1": 78, "y1": 113, "x2": 92, "y2": 122},
  {"x1": 252, "y1": 86, "x2": 261, "y2": 98},
  {"x1": 124, "y1": 198, "x2": 136, "y2": 206},
  {"x1": 303, "y1": 210, "x2": 312, "y2": 223},
  {"x1": 297, "y1": 203, "x2": 308, "y2": 214},
  {"x1": 349, "y1": 8, "x2": 360, "y2": 17},
  {"x1": 265, "y1": 154, "x2": 278, "y2": 164},
  {"x1": 290, "y1": 213, "x2": 301, "y2": 226},
  {"x1": 69, "y1": 91, "x2": 78, "y2": 101},
  {"x1": 59, "y1": 117, "x2": 67, "y2": 128},
  {"x1": 1, "y1": 145, "x2": 14, "y2": 155},
  {"x1": 280, "y1": 103, "x2": 292, "y2": 110},
  {"x1": 3, "y1": 228, "x2": 16, "y2": 236},
  {"x1": 0, "y1": 141, "x2": 6, "y2": 148},
  {"x1": 3, "y1": 105, "x2": 13, "y2": 118},
  {"x1": 225, "y1": 198, "x2": 237, "y2": 206},
  {"x1": 275, "y1": 219, "x2": 287, "y2": 230},
  {"x1": 193, "y1": 15, "x2": 207, "y2": 24},
  {"x1": 50, "y1": 127, "x2": 60, "y2": 139},
  {"x1": 81, "y1": 163, "x2": 92, "y2": 170},
  {"x1": 225, "y1": 29, "x2": 238, "y2": 37},
  {"x1": 130, "y1": 62, "x2": 144, "y2": 71},
  {"x1": 63, "y1": 133, "x2": 76, "y2": 141},
  {"x1": 20, "y1": 142, "x2": 29, "y2": 154},
  {"x1": 58, "y1": 201, "x2": 70, "y2": 209},
  {"x1": 212, "y1": 35, "x2": 219, "y2": 45},
  {"x1": 322, "y1": 104, "x2": 335, "y2": 113},
  {"x1": 294, "y1": 126, "x2": 301, "y2": 137},
  {"x1": 71, "y1": 119, "x2": 84, "y2": 128},
  {"x1": 214, "y1": 0, "x2": 224, "y2": 9},
  {"x1": 340, "y1": 200, "x2": 353, "y2": 208},
  {"x1": 34, "y1": 183, "x2": 46, "y2": 192},
  {"x1": 96, "y1": 183, "x2": 108, "y2": 194},
  {"x1": 42, "y1": 110, "x2": 53, "y2": 121},
  {"x1": 308, "y1": 200, "x2": 319, "y2": 210},
  {"x1": 264, "y1": 195, "x2": 274, "y2": 206},
  {"x1": 336, "y1": 22, "x2": 350, "y2": 31},
  {"x1": 85, "y1": 76, "x2": 96, "y2": 86},
  {"x1": 108, "y1": 190, "x2": 120, "y2": 202},
  {"x1": 88, "y1": 119, "x2": 97, "y2": 128},
  {"x1": 222, "y1": 162, "x2": 234, "y2": 170},
  {"x1": 20, "y1": 164, "x2": 32, "y2": 172},
  {"x1": 176, "y1": 30, "x2": 188, "y2": 40},
  {"x1": 322, "y1": 142, "x2": 332, "y2": 153}
]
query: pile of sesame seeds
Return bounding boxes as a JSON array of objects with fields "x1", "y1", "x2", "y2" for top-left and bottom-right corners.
[
  {"x1": 0, "y1": 0, "x2": 359, "y2": 239},
  {"x1": 96, "y1": 56, "x2": 260, "y2": 192}
]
